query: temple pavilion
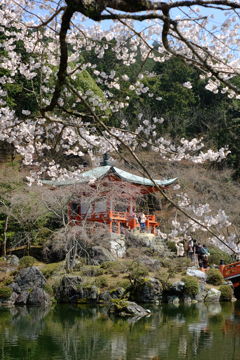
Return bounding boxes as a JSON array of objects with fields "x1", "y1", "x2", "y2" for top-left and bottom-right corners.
[{"x1": 43, "y1": 159, "x2": 177, "y2": 235}]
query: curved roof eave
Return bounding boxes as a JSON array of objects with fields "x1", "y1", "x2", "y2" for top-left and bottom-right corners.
[{"x1": 41, "y1": 165, "x2": 178, "y2": 187}]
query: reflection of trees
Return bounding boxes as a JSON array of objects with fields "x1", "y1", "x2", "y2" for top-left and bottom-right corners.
[{"x1": 0, "y1": 303, "x2": 240, "y2": 359}]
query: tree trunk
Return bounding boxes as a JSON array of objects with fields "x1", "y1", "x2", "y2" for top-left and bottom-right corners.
[{"x1": 3, "y1": 216, "x2": 9, "y2": 258}]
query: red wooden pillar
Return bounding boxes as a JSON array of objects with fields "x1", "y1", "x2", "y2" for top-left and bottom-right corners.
[{"x1": 146, "y1": 219, "x2": 150, "y2": 233}]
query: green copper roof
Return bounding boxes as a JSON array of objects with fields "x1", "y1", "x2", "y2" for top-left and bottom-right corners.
[{"x1": 42, "y1": 165, "x2": 177, "y2": 187}]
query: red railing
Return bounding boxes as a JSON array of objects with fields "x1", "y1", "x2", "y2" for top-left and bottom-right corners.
[
  {"x1": 69, "y1": 209, "x2": 159, "y2": 234},
  {"x1": 221, "y1": 261, "x2": 240, "y2": 279}
]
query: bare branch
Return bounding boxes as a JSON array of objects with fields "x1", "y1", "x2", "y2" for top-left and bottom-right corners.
[{"x1": 29, "y1": 6, "x2": 66, "y2": 29}]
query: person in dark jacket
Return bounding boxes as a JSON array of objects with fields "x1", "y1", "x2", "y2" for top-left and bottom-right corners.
[{"x1": 198, "y1": 244, "x2": 210, "y2": 268}]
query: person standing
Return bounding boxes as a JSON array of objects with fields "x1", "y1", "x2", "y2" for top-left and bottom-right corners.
[
  {"x1": 187, "y1": 238, "x2": 194, "y2": 261},
  {"x1": 201, "y1": 244, "x2": 210, "y2": 268},
  {"x1": 139, "y1": 212, "x2": 146, "y2": 232},
  {"x1": 176, "y1": 242, "x2": 185, "y2": 257}
]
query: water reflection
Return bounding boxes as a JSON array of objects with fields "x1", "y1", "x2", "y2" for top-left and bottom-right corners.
[{"x1": 0, "y1": 302, "x2": 239, "y2": 360}]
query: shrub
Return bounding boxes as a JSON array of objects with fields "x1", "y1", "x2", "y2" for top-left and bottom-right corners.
[
  {"x1": 117, "y1": 279, "x2": 131, "y2": 289},
  {"x1": 94, "y1": 275, "x2": 108, "y2": 288},
  {"x1": 127, "y1": 262, "x2": 149, "y2": 285},
  {"x1": 167, "y1": 241, "x2": 177, "y2": 253},
  {"x1": 206, "y1": 269, "x2": 224, "y2": 285},
  {"x1": 161, "y1": 257, "x2": 191, "y2": 274},
  {"x1": 155, "y1": 268, "x2": 171, "y2": 290},
  {"x1": 160, "y1": 258, "x2": 177, "y2": 273},
  {"x1": 208, "y1": 246, "x2": 232, "y2": 265},
  {"x1": 101, "y1": 260, "x2": 131, "y2": 276},
  {"x1": 182, "y1": 276, "x2": 199, "y2": 297},
  {"x1": 0, "y1": 286, "x2": 12, "y2": 300},
  {"x1": 41, "y1": 262, "x2": 63, "y2": 278},
  {"x1": 44, "y1": 283, "x2": 54, "y2": 296},
  {"x1": 109, "y1": 298, "x2": 129, "y2": 313},
  {"x1": 219, "y1": 285, "x2": 233, "y2": 301},
  {"x1": 19, "y1": 256, "x2": 35, "y2": 269},
  {"x1": 80, "y1": 265, "x2": 105, "y2": 277},
  {"x1": 175, "y1": 257, "x2": 192, "y2": 273},
  {"x1": 2, "y1": 275, "x2": 14, "y2": 286}
]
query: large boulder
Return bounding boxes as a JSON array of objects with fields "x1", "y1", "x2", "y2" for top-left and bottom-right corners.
[
  {"x1": 6, "y1": 255, "x2": 19, "y2": 266},
  {"x1": 129, "y1": 277, "x2": 163, "y2": 303},
  {"x1": 170, "y1": 281, "x2": 185, "y2": 294},
  {"x1": 55, "y1": 275, "x2": 83, "y2": 302},
  {"x1": 108, "y1": 300, "x2": 150, "y2": 318},
  {"x1": 186, "y1": 267, "x2": 207, "y2": 280},
  {"x1": 89, "y1": 246, "x2": 116, "y2": 264},
  {"x1": 9, "y1": 266, "x2": 50, "y2": 306},
  {"x1": 99, "y1": 287, "x2": 125, "y2": 303},
  {"x1": 55, "y1": 275, "x2": 99, "y2": 303},
  {"x1": 205, "y1": 288, "x2": 221, "y2": 303},
  {"x1": 14, "y1": 266, "x2": 46, "y2": 290},
  {"x1": 110, "y1": 236, "x2": 126, "y2": 258},
  {"x1": 195, "y1": 281, "x2": 207, "y2": 302},
  {"x1": 27, "y1": 288, "x2": 50, "y2": 306}
]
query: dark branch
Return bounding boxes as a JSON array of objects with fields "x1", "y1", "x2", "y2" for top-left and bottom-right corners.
[
  {"x1": 43, "y1": 6, "x2": 75, "y2": 113},
  {"x1": 29, "y1": 6, "x2": 66, "y2": 29}
]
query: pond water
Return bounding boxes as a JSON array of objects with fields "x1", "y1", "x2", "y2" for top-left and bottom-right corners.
[{"x1": 0, "y1": 302, "x2": 240, "y2": 360}]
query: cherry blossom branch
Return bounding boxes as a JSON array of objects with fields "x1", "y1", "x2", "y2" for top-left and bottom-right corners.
[
  {"x1": 67, "y1": 82, "x2": 236, "y2": 253},
  {"x1": 29, "y1": 6, "x2": 66, "y2": 29}
]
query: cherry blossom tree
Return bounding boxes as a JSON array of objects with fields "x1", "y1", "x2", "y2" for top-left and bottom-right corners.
[{"x1": 1, "y1": 0, "x2": 240, "y2": 253}]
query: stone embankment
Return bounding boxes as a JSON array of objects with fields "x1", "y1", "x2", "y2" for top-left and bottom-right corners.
[{"x1": 0, "y1": 249, "x2": 236, "y2": 318}]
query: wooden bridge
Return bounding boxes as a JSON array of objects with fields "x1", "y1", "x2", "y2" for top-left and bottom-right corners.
[{"x1": 220, "y1": 261, "x2": 240, "y2": 288}]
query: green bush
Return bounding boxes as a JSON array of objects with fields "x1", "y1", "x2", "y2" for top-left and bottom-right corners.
[
  {"x1": 155, "y1": 268, "x2": 171, "y2": 290},
  {"x1": 19, "y1": 256, "x2": 35, "y2": 269},
  {"x1": 167, "y1": 241, "x2": 177, "y2": 253},
  {"x1": 41, "y1": 262, "x2": 63, "y2": 278},
  {"x1": 101, "y1": 260, "x2": 130, "y2": 276},
  {"x1": 110, "y1": 298, "x2": 128, "y2": 311},
  {"x1": 182, "y1": 276, "x2": 199, "y2": 297},
  {"x1": 206, "y1": 269, "x2": 224, "y2": 285},
  {"x1": 161, "y1": 257, "x2": 191, "y2": 274},
  {"x1": 44, "y1": 283, "x2": 54, "y2": 296},
  {"x1": 94, "y1": 275, "x2": 108, "y2": 288},
  {"x1": 127, "y1": 263, "x2": 149, "y2": 284},
  {"x1": 80, "y1": 265, "x2": 105, "y2": 277},
  {"x1": 0, "y1": 286, "x2": 12, "y2": 300},
  {"x1": 219, "y1": 285, "x2": 233, "y2": 301},
  {"x1": 117, "y1": 279, "x2": 131, "y2": 289},
  {"x1": 2, "y1": 275, "x2": 14, "y2": 286},
  {"x1": 208, "y1": 246, "x2": 232, "y2": 265}
]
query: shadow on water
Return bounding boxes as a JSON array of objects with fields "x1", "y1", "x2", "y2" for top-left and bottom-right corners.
[
  {"x1": 234, "y1": 285, "x2": 240, "y2": 300},
  {"x1": 0, "y1": 302, "x2": 240, "y2": 360}
]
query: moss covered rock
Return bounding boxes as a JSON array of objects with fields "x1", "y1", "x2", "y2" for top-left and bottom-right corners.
[
  {"x1": 219, "y1": 285, "x2": 233, "y2": 301},
  {"x1": 19, "y1": 256, "x2": 35, "y2": 269},
  {"x1": 206, "y1": 269, "x2": 224, "y2": 286},
  {"x1": 181, "y1": 276, "x2": 199, "y2": 297},
  {"x1": 129, "y1": 277, "x2": 163, "y2": 303},
  {"x1": 108, "y1": 299, "x2": 150, "y2": 318},
  {"x1": 0, "y1": 286, "x2": 12, "y2": 300},
  {"x1": 55, "y1": 275, "x2": 99, "y2": 303}
]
